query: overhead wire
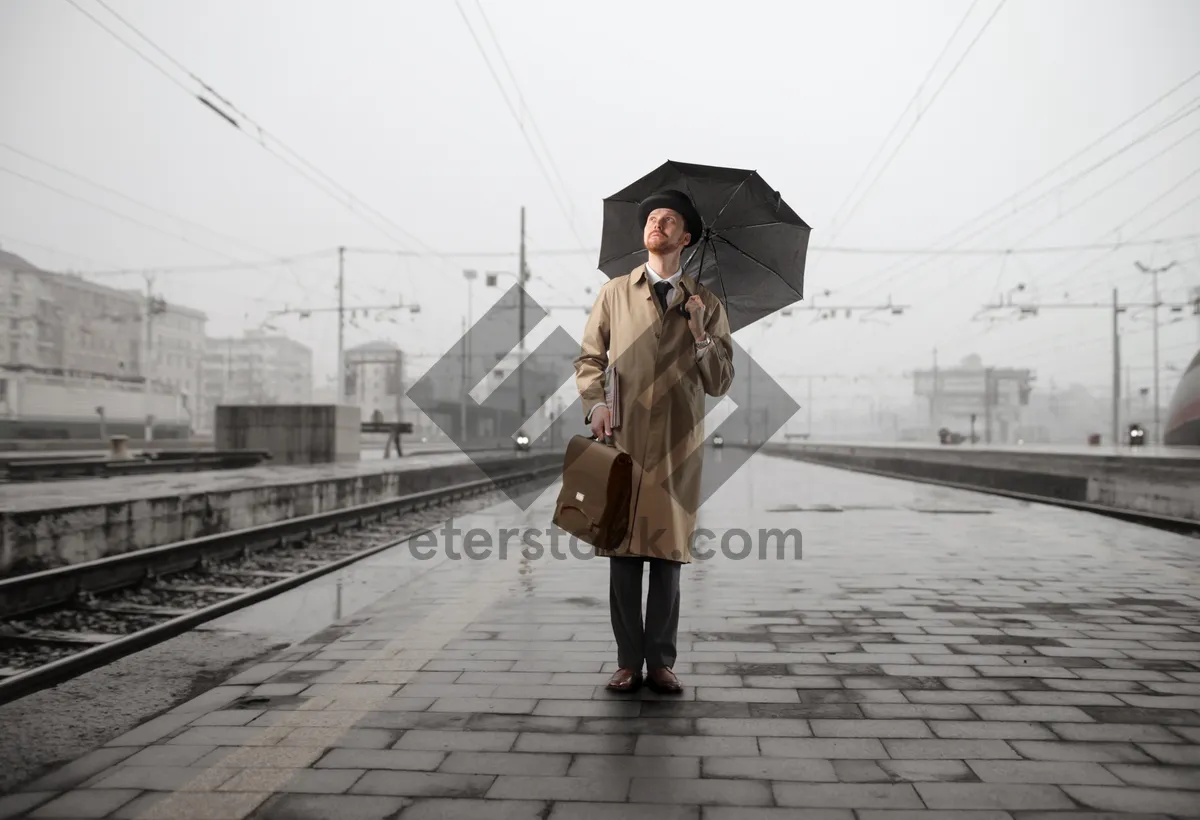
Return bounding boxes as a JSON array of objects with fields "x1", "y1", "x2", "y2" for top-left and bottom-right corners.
[
  {"x1": 838, "y1": 93, "x2": 1200, "y2": 304},
  {"x1": 451, "y1": 0, "x2": 591, "y2": 255},
  {"x1": 829, "y1": 68, "x2": 1200, "y2": 301},
  {"x1": 0, "y1": 141, "x2": 334, "y2": 294},
  {"x1": 818, "y1": 0, "x2": 1006, "y2": 256},
  {"x1": 815, "y1": 0, "x2": 982, "y2": 260},
  {"x1": 65, "y1": 0, "x2": 441, "y2": 258}
]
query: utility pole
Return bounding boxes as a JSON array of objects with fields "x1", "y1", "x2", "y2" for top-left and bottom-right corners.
[
  {"x1": 143, "y1": 273, "x2": 157, "y2": 442},
  {"x1": 1136, "y1": 260, "x2": 1176, "y2": 444},
  {"x1": 931, "y1": 347, "x2": 939, "y2": 429},
  {"x1": 984, "y1": 367, "x2": 994, "y2": 444},
  {"x1": 336, "y1": 245, "x2": 345, "y2": 405},
  {"x1": 518, "y1": 206, "x2": 527, "y2": 424},
  {"x1": 807, "y1": 376, "x2": 813, "y2": 436},
  {"x1": 460, "y1": 317, "x2": 468, "y2": 441},
  {"x1": 980, "y1": 291, "x2": 1193, "y2": 445},
  {"x1": 1112, "y1": 287, "x2": 1120, "y2": 447}
]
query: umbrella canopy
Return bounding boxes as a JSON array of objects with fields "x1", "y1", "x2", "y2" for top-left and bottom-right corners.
[{"x1": 598, "y1": 159, "x2": 810, "y2": 333}]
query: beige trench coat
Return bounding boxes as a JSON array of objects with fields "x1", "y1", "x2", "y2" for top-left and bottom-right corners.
[{"x1": 574, "y1": 263, "x2": 735, "y2": 563}]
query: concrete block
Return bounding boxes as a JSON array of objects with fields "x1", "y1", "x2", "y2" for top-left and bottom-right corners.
[{"x1": 214, "y1": 404, "x2": 361, "y2": 465}]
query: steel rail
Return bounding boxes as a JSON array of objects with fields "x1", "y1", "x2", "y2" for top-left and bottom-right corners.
[{"x1": 0, "y1": 461, "x2": 560, "y2": 706}]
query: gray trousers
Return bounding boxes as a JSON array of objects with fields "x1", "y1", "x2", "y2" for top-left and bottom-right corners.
[{"x1": 609, "y1": 556, "x2": 681, "y2": 671}]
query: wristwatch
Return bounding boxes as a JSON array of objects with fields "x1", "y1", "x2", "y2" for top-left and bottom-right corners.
[{"x1": 694, "y1": 334, "x2": 712, "y2": 350}]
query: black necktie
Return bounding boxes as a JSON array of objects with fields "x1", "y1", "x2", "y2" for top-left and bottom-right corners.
[{"x1": 653, "y1": 280, "x2": 671, "y2": 314}]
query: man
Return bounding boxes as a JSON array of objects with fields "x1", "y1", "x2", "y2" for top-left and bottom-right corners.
[{"x1": 575, "y1": 188, "x2": 735, "y2": 694}]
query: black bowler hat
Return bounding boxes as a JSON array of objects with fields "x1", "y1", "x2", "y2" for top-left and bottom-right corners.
[{"x1": 638, "y1": 189, "x2": 703, "y2": 248}]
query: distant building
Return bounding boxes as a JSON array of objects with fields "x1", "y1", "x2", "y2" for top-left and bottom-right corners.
[
  {"x1": 198, "y1": 330, "x2": 313, "y2": 432},
  {"x1": 0, "y1": 249, "x2": 204, "y2": 438},
  {"x1": 911, "y1": 353, "x2": 1034, "y2": 444},
  {"x1": 344, "y1": 341, "x2": 407, "y2": 425},
  {"x1": 1, "y1": 249, "x2": 143, "y2": 378}
]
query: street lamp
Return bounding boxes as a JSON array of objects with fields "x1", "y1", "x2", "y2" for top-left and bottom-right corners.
[{"x1": 462, "y1": 270, "x2": 477, "y2": 443}]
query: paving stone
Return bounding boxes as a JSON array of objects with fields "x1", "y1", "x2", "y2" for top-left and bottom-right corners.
[
  {"x1": 1103, "y1": 763, "x2": 1200, "y2": 790},
  {"x1": 772, "y1": 782, "x2": 925, "y2": 808},
  {"x1": 23, "y1": 745, "x2": 141, "y2": 791},
  {"x1": 745, "y1": 703, "x2": 863, "y2": 719},
  {"x1": 860, "y1": 703, "x2": 975, "y2": 720},
  {"x1": 547, "y1": 804, "x2": 702, "y2": 820},
  {"x1": 514, "y1": 732, "x2": 636, "y2": 755},
  {"x1": 830, "y1": 759, "x2": 891, "y2": 781},
  {"x1": 393, "y1": 730, "x2": 518, "y2": 752},
  {"x1": 220, "y1": 767, "x2": 365, "y2": 794},
  {"x1": 0, "y1": 792, "x2": 53, "y2": 820},
  {"x1": 1061, "y1": 784, "x2": 1200, "y2": 814},
  {"x1": 314, "y1": 749, "x2": 445, "y2": 771},
  {"x1": 189, "y1": 742, "x2": 316, "y2": 770},
  {"x1": 972, "y1": 705, "x2": 1095, "y2": 722},
  {"x1": 87, "y1": 765, "x2": 239, "y2": 791},
  {"x1": 105, "y1": 712, "x2": 199, "y2": 746},
  {"x1": 914, "y1": 783, "x2": 1075, "y2": 809},
  {"x1": 856, "y1": 813, "x2": 1013, "y2": 820},
  {"x1": 1138, "y1": 742, "x2": 1200, "y2": 765},
  {"x1": 929, "y1": 721, "x2": 1056, "y2": 740},
  {"x1": 1049, "y1": 722, "x2": 1184, "y2": 743},
  {"x1": 110, "y1": 791, "x2": 270, "y2": 819},
  {"x1": 809, "y1": 719, "x2": 933, "y2": 738},
  {"x1": 437, "y1": 751, "x2": 570, "y2": 776},
  {"x1": 692, "y1": 718, "x2": 811, "y2": 737},
  {"x1": 626, "y1": 776, "x2": 771, "y2": 805},
  {"x1": 759, "y1": 738, "x2": 887, "y2": 758},
  {"x1": 701, "y1": 756, "x2": 837, "y2": 781},
  {"x1": 964, "y1": 759, "x2": 1123, "y2": 785},
  {"x1": 1009, "y1": 740, "x2": 1155, "y2": 763},
  {"x1": 635, "y1": 734, "x2": 759, "y2": 757},
  {"x1": 877, "y1": 759, "x2": 976, "y2": 782},
  {"x1": 533, "y1": 700, "x2": 640, "y2": 717},
  {"x1": 1009, "y1": 691, "x2": 1124, "y2": 706},
  {"x1": 883, "y1": 739, "x2": 1019, "y2": 759},
  {"x1": 695, "y1": 687, "x2": 800, "y2": 702},
  {"x1": 397, "y1": 798, "x2": 547, "y2": 819},
  {"x1": 351, "y1": 771, "x2": 495, "y2": 798},
  {"x1": 277, "y1": 728, "x2": 397, "y2": 749},
  {"x1": 429, "y1": 698, "x2": 539, "y2": 714},
  {"x1": 485, "y1": 775, "x2": 631, "y2": 802},
  {"x1": 577, "y1": 717, "x2": 695, "y2": 735},
  {"x1": 903, "y1": 690, "x2": 1015, "y2": 705},
  {"x1": 250, "y1": 794, "x2": 411, "y2": 820},
  {"x1": 569, "y1": 754, "x2": 698, "y2": 779}
]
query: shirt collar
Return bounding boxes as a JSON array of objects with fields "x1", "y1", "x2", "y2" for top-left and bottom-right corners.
[{"x1": 644, "y1": 261, "x2": 682, "y2": 286}]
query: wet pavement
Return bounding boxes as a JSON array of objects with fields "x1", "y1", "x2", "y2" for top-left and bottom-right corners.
[
  {"x1": 2, "y1": 450, "x2": 1199, "y2": 818},
  {"x1": 0, "y1": 451, "x2": 496, "y2": 513}
]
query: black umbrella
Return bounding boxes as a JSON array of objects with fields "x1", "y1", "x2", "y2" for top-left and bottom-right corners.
[{"x1": 598, "y1": 159, "x2": 811, "y2": 333}]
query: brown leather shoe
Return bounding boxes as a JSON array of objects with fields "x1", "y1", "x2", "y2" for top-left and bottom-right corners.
[
  {"x1": 605, "y1": 667, "x2": 642, "y2": 692},
  {"x1": 647, "y1": 666, "x2": 683, "y2": 694}
]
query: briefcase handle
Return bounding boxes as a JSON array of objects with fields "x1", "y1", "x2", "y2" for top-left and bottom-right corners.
[{"x1": 588, "y1": 433, "x2": 615, "y2": 447}]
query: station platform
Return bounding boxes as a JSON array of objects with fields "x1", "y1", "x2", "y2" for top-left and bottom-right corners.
[
  {"x1": 0, "y1": 448, "x2": 557, "y2": 577},
  {"x1": 1, "y1": 450, "x2": 1197, "y2": 818}
]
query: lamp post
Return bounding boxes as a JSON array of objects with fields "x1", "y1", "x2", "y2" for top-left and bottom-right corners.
[{"x1": 462, "y1": 269, "x2": 477, "y2": 443}]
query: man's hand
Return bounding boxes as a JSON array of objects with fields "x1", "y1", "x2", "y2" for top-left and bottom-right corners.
[
  {"x1": 686, "y1": 294, "x2": 706, "y2": 340},
  {"x1": 590, "y1": 404, "x2": 612, "y2": 439}
]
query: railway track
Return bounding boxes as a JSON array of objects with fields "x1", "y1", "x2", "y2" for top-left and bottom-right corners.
[{"x1": 0, "y1": 461, "x2": 559, "y2": 707}]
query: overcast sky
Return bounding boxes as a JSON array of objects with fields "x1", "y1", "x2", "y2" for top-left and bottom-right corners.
[{"x1": 2, "y1": 0, "x2": 1198, "y2": 410}]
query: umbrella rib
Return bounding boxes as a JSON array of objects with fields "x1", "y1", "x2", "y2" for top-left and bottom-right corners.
[
  {"x1": 711, "y1": 238, "x2": 731, "y2": 312},
  {"x1": 714, "y1": 235, "x2": 804, "y2": 300},
  {"x1": 712, "y1": 171, "x2": 754, "y2": 226}
]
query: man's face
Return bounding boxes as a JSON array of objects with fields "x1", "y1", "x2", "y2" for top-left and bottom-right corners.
[{"x1": 643, "y1": 207, "x2": 690, "y2": 253}]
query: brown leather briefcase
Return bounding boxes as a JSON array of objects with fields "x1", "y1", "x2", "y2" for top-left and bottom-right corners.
[{"x1": 552, "y1": 434, "x2": 632, "y2": 553}]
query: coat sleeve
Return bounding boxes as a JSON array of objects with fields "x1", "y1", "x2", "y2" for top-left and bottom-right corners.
[
  {"x1": 696, "y1": 295, "x2": 734, "y2": 397},
  {"x1": 575, "y1": 283, "x2": 610, "y2": 422}
]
